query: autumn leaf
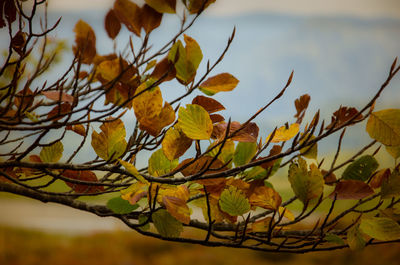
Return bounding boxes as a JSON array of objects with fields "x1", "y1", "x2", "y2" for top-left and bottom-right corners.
[
  {"x1": 47, "y1": 103, "x2": 72, "y2": 121},
  {"x1": 199, "y1": 73, "x2": 239, "y2": 96},
  {"x1": 326, "y1": 106, "x2": 363, "y2": 130},
  {"x1": 168, "y1": 35, "x2": 203, "y2": 84},
  {"x1": 91, "y1": 118, "x2": 127, "y2": 161},
  {"x1": 73, "y1": 20, "x2": 96, "y2": 64},
  {"x1": 119, "y1": 159, "x2": 148, "y2": 184},
  {"x1": 121, "y1": 182, "x2": 149, "y2": 205},
  {"x1": 148, "y1": 149, "x2": 178, "y2": 177},
  {"x1": 192, "y1": 95, "x2": 225, "y2": 113},
  {"x1": 160, "y1": 185, "x2": 190, "y2": 224},
  {"x1": 184, "y1": 0, "x2": 216, "y2": 14},
  {"x1": 210, "y1": 114, "x2": 225, "y2": 123},
  {"x1": 141, "y1": 4, "x2": 163, "y2": 34},
  {"x1": 113, "y1": 0, "x2": 142, "y2": 36},
  {"x1": 381, "y1": 169, "x2": 400, "y2": 199},
  {"x1": 329, "y1": 180, "x2": 374, "y2": 200},
  {"x1": 212, "y1": 121, "x2": 259, "y2": 142},
  {"x1": 152, "y1": 209, "x2": 183, "y2": 237},
  {"x1": 66, "y1": 124, "x2": 86, "y2": 136},
  {"x1": 145, "y1": 0, "x2": 176, "y2": 13},
  {"x1": 294, "y1": 94, "x2": 310, "y2": 123},
  {"x1": 386, "y1": 145, "x2": 400, "y2": 159},
  {"x1": 207, "y1": 140, "x2": 235, "y2": 167},
  {"x1": 133, "y1": 83, "x2": 175, "y2": 136},
  {"x1": 250, "y1": 217, "x2": 274, "y2": 233},
  {"x1": 369, "y1": 168, "x2": 390, "y2": 189},
  {"x1": 288, "y1": 158, "x2": 324, "y2": 205},
  {"x1": 40, "y1": 141, "x2": 63, "y2": 163},
  {"x1": 347, "y1": 225, "x2": 366, "y2": 251},
  {"x1": 366, "y1": 109, "x2": 400, "y2": 146},
  {"x1": 219, "y1": 186, "x2": 250, "y2": 216},
  {"x1": 178, "y1": 104, "x2": 213, "y2": 140},
  {"x1": 62, "y1": 170, "x2": 104, "y2": 194},
  {"x1": 151, "y1": 56, "x2": 176, "y2": 82},
  {"x1": 342, "y1": 155, "x2": 379, "y2": 181},
  {"x1": 193, "y1": 197, "x2": 225, "y2": 223},
  {"x1": 299, "y1": 134, "x2": 318, "y2": 160},
  {"x1": 359, "y1": 217, "x2": 400, "y2": 241},
  {"x1": 41, "y1": 91, "x2": 74, "y2": 104},
  {"x1": 249, "y1": 186, "x2": 282, "y2": 210},
  {"x1": 176, "y1": 156, "x2": 226, "y2": 177},
  {"x1": 105, "y1": 9, "x2": 121, "y2": 39},
  {"x1": 107, "y1": 196, "x2": 139, "y2": 214},
  {"x1": 162, "y1": 127, "x2": 193, "y2": 160},
  {"x1": 266, "y1": 123, "x2": 299, "y2": 143}
]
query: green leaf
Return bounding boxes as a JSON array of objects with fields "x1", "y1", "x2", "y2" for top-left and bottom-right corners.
[
  {"x1": 299, "y1": 135, "x2": 318, "y2": 160},
  {"x1": 359, "y1": 217, "x2": 400, "y2": 241},
  {"x1": 207, "y1": 140, "x2": 235, "y2": 168},
  {"x1": 342, "y1": 155, "x2": 379, "y2": 181},
  {"x1": 138, "y1": 214, "x2": 150, "y2": 231},
  {"x1": 91, "y1": 118, "x2": 127, "y2": 161},
  {"x1": 199, "y1": 73, "x2": 239, "y2": 96},
  {"x1": 148, "y1": 149, "x2": 178, "y2": 177},
  {"x1": 119, "y1": 159, "x2": 149, "y2": 184},
  {"x1": 324, "y1": 233, "x2": 345, "y2": 245},
  {"x1": 347, "y1": 225, "x2": 366, "y2": 251},
  {"x1": 219, "y1": 186, "x2": 250, "y2": 216},
  {"x1": 178, "y1": 104, "x2": 213, "y2": 140},
  {"x1": 233, "y1": 142, "x2": 257, "y2": 167},
  {"x1": 40, "y1": 141, "x2": 63, "y2": 163},
  {"x1": 288, "y1": 158, "x2": 324, "y2": 205},
  {"x1": 107, "y1": 196, "x2": 139, "y2": 214},
  {"x1": 366, "y1": 109, "x2": 400, "y2": 146},
  {"x1": 152, "y1": 209, "x2": 183, "y2": 238}
]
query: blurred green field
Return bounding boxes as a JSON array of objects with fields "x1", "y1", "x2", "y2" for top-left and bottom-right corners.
[{"x1": 1, "y1": 225, "x2": 400, "y2": 265}]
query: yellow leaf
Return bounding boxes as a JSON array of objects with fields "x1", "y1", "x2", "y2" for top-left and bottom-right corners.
[
  {"x1": 386, "y1": 145, "x2": 400, "y2": 159},
  {"x1": 178, "y1": 104, "x2": 213, "y2": 140},
  {"x1": 278, "y1": 207, "x2": 295, "y2": 221},
  {"x1": 91, "y1": 118, "x2": 127, "y2": 161},
  {"x1": 121, "y1": 182, "x2": 149, "y2": 204},
  {"x1": 73, "y1": 20, "x2": 96, "y2": 64},
  {"x1": 266, "y1": 123, "x2": 300, "y2": 143},
  {"x1": 40, "y1": 141, "x2": 63, "y2": 163},
  {"x1": 145, "y1": 0, "x2": 176, "y2": 13},
  {"x1": 249, "y1": 186, "x2": 282, "y2": 210},
  {"x1": 119, "y1": 159, "x2": 149, "y2": 184},
  {"x1": 251, "y1": 217, "x2": 274, "y2": 233},
  {"x1": 160, "y1": 185, "x2": 191, "y2": 224},
  {"x1": 162, "y1": 127, "x2": 193, "y2": 160},
  {"x1": 199, "y1": 73, "x2": 239, "y2": 96},
  {"x1": 184, "y1": 0, "x2": 216, "y2": 14},
  {"x1": 366, "y1": 109, "x2": 400, "y2": 146}
]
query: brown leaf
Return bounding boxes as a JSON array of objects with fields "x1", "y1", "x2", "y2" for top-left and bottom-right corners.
[
  {"x1": 73, "y1": 20, "x2": 97, "y2": 64},
  {"x1": 294, "y1": 94, "x2": 310, "y2": 123},
  {"x1": 14, "y1": 88, "x2": 34, "y2": 111},
  {"x1": 257, "y1": 145, "x2": 282, "y2": 169},
  {"x1": 11, "y1": 31, "x2": 27, "y2": 56},
  {"x1": 192, "y1": 95, "x2": 225, "y2": 113},
  {"x1": 326, "y1": 106, "x2": 363, "y2": 130},
  {"x1": 1, "y1": 0, "x2": 17, "y2": 28},
  {"x1": 113, "y1": 0, "x2": 142, "y2": 37},
  {"x1": 321, "y1": 169, "x2": 337, "y2": 185},
  {"x1": 184, "y1": 0, "x2": 216, "y2": 14},
  {"x1": 42, "y1": 91, "x2": 74, "y2": 104},
  {"x1": 249, "y1": 186, "x2": 282, "y2": 210},
  {"x1": 176, "y1": 156, "x2": 226, "y2": 177},
  {"x1": 212, "y1": 121, "x2": 259, "y2": 142},
  {"x1": 62, "y1": 170, "x2": 104, "y2": 194},
  {"x1": 141, "y1": 4, "x2": 163, "y2": 34},
  {"x1": 105, "y1": 9, "x2": 121, "y2": 39},
  {"x1": 329, "y1": 180, "x2": 374, "y2": 200},
  {"x1": 150, "y1": 57, "x2": 176, "y2": 82},
  {"x1": 162, "y1": 127, "x2": 193, "y2": 160},
  {"x1": 370, "y1": 168, "x2": 391, "y2": 189},
  {"x1": 47, "y1": 103, "x2": 72, "y2": 121},
  {"x1": 66, "y1": 124, "x2": 86, "y2": 136},
  {"x1": 210, "y1": 114, "x2": 225, "y2": 124}
]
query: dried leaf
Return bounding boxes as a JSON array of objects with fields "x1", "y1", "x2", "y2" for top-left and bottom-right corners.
[
  {"x1": 42, "y1": 91, "x2": 74, "y2": 103},
  {"x1": 141, "y1": 4, "x2": 163, "y2": 34},
  {"x1": 113, "y1": 0, "x2": 142, "y2": 36},
  {"x1": 105, "y1": 9, "x2": 121, "y2": 39},
  {"x1": 192, "y1": 95, "x2": 225, "y2": 113},
  {"x1": 151, "y1": 56, "x2": 176, "y2": 82},
  {"x1": 184, "y1": 0, "x2": 216, "y2": 14},
  {"x1": 370, "y1": 168, "x2": 391, "y2": 189},
  {"x1": 327, "y1": 106, "x2": 363, "y2": 130},
  {"x1": 294, "y1": 94, "x2": 310, "y2": 123},
  {"x1": 73, "y1": 20, "x2": 96, "y2": 64},
  {"x1": 62, "y1": 170, "x2": 104, "y2": 194},
  {"x1": 249, "y1": 186, "x2": 282, "y2": 210},
  {"x1": 145, "y1": 0, "x2": 176, "y2": 13},
  {"x1": 329, "y1": 180, "x2": 374, "y2": 200},
  {"x1": 162, "y1": 127, "x2": 193, "y2": 160}
]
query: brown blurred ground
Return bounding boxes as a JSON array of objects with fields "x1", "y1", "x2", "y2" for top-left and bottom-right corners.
[{"x1": 1, "y1": 225, "x2": 400, "y2": 265}]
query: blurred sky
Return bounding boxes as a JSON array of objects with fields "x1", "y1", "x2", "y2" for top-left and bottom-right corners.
[{"x1": 47, "y1": 0, "x2": 400, "y2": 18}]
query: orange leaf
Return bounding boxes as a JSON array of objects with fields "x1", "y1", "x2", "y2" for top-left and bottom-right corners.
[
  {"x1": 249, "y1": 186, "x2": 282, "y2": 210},
  {"x1": 212, "y1": 121, "x2": 259, "y2": 142},
  {"x1": 47, "y1": 103, "x2": 72, "y2": 121},
  {"x1": 73, "y1": 20, "x2": 96, "y2": 64},
  {"x1": 370, "y1": 169, "x2": 391, "y2": 189},
  {"x1": 250, "y1": 217, "x2": 274, "y2": 233},
  {"x1": 199, "y1": 73, "x2": 239, "y2": 96},
  {"x1": 62, "y1": 170, "x2": 104, "y2": 194},
  {"x1": 105, "y1": 9, "x2": 121, "y2": 39},
  {"x1": 113, "y1": 0, "x2": 142, "y2": 37},
  {"x1": 329, "y1": 180, "x2": 374, "y2": 200},
  {"x1": 66, "y1": 124, "x2": 86, "y2": 136},
  {"x1": 326, "y1": 106, "x2": 363, "y2": 130},
  {"x1": 145, "y1": 0, "x2": 176, "y2": 14},
  {"x1": 176, "y1": 156, "x2": 226, "y2": 177},
  {"x1": 209, "y1": 114, "x2": 225, "y2": 123},
  {"x1": 294, "y1": 94, "x2": 310, "y2": 123},
  {"x1": 150, "y1": 57, "x2": 176, "y2": 83},
  {"x1": 192, "y1": 95, "x2": 225, "y2": 113}
]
